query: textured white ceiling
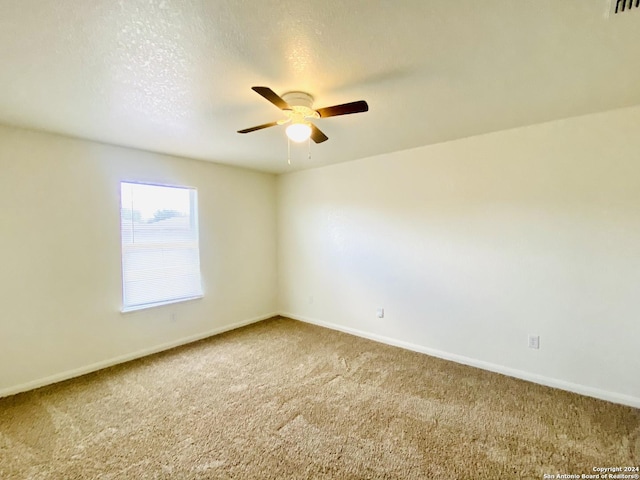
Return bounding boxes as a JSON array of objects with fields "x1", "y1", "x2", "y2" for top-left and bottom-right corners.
[{"x1": 1, "y1": 0, "x2": 639, "y2": 173}]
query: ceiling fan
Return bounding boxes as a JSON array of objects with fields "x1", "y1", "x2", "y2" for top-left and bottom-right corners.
[{"x1": 238, "y1": 86, "x2": 368, "y2": 144}]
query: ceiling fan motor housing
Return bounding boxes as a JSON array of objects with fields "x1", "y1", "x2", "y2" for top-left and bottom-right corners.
[{"x1": 282, "y1": 91, "x2": 319, "y2": 122}]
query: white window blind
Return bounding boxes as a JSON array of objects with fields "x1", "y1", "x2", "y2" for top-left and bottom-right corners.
[{"x1": 120, "y1": 182, "x2": 203, "y2": 312}]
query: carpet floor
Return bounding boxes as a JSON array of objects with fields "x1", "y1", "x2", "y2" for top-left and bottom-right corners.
[{"x1": 1, "y1": 317, "x2": 638, "y2": 479}]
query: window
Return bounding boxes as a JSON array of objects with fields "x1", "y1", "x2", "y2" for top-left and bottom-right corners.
[{"x1": 120, "y1": 182, "x2": 203, "y2": 312}]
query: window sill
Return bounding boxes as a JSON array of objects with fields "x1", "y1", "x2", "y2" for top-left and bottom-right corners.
[{"x1": 121, "y1": 295, "x2": 203, "y2": 313}]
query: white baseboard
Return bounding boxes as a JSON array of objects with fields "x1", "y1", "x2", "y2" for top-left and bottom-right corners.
[
  {"x1": 5, "y1": 311, "x2": 638, "y2": 410},
  {"x1": 282, "y1": 312, "x2": 640, "y2": 409},
  {"x1": 0, "y1": 312, "x2": 278, "y2": 398}
]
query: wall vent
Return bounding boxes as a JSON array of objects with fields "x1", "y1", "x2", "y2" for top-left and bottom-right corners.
[{"x1": 609, "y1": 0, "x2": 640, "y2": 16}]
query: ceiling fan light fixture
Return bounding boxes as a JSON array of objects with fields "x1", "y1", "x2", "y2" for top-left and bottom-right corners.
[{"x1": 286, "y1": 122, "x2": 312, "y2": 143}]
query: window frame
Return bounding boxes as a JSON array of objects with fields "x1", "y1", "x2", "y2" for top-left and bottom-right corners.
[{"x1": 119, "y1": 180, "x2": 203, "y2": 313}]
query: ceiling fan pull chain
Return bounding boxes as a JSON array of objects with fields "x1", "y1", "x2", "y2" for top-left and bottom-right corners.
[
  {"x1": 308, "y1": 137, "x2": 311, "y2": 161},
  {"x1": 287, "y1": 137, "x2": 291, "y2": 165}
]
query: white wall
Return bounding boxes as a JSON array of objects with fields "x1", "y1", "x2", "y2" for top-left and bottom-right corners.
[
  {"x1": 278, "y1": 105, "x2": 640, "y2": 407},
  {"x1": 0, "y1": 125, "x2": 278, "y2": 395}
]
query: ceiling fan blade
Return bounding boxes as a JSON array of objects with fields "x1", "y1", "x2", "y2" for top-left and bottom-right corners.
[
  {"x1": 310, "y1": 123, "x2": 328, "y2": 143},
  {"x1": 252, "y1": 86, "x2": 290, "y2": 110},
  {"x1": 237, "y1": 121, "x2": 279, "y2": 134},
  {"x1": 316, "y1": 100, "x2": 368, "y2": 118}
]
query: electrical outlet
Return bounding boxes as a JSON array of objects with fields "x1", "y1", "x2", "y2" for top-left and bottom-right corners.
[
  {"x1": 528, "y1": 335, "x2": 540, "y2": 349},
  {"x1": 377, "y1": 308, "x2": 384, "y2": 319}
]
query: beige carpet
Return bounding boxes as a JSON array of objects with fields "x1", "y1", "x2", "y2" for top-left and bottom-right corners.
[{"x1": 1, "y1": 317, "x2": 638, "y2": 479}]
